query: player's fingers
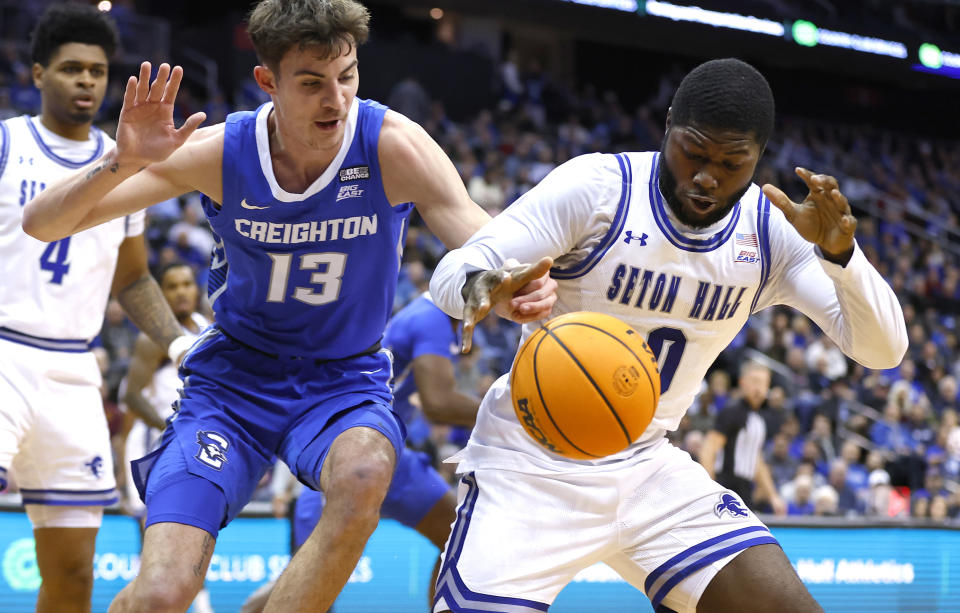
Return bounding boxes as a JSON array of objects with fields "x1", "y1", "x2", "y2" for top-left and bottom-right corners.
[
  {"x1": 136, "y1": 62, "x2": 151, "y2": 101},
  {"x1": 122, "y1": 75, "x2": 137, "y2": 109},
  {"x1": 514, "y1": 291, "x2": 557, "y2": 320},
  {"x1": 814, "y1": 174, "x2": 839, "y2": 193},
  {"x1": 507, "y1": 256, "x2": 554, "y2": 292},
  {"x1": 461, "y1": 319, "x2": 475, "y2": 354},
  {"x1": 840, "y1": 215, "x2": 857, "y2": 235},
  {"x1": 148, "y1": 63, "x2": 170, "y2": 102},
  {"x1": 174, "y1": 112, "x2": 207, "y2": 142},
  {"x1": 795, "y1": 166, "x2": 814, "y2": 183},
  {"x1": 762, "y1": 184, "x2": 796, "y2": 221},
  {"x1": 511, "y1": 275, "x2": 557, "y2": 312},
  {"x1": 829, "y1": 188, "x2": 851, "y2": 215},
  {"x1": 162, "y1": 65, "x2": 184, "y2": 104}
]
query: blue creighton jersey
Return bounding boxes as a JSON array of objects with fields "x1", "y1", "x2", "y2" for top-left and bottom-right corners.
[
  {"x1": 203, "y1": 99, "x2": 413, "y2": 359},
  {"x1": 383, "y1": 293, "x2": 458, "y2": 424}
]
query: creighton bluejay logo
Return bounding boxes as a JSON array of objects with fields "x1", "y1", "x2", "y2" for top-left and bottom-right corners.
[
  {"x1": 195, "y1": 430, "x2": 230, "y2": 470},
  {"x1": 714, "y1": 492, "x2": 749, "y2": 518}
]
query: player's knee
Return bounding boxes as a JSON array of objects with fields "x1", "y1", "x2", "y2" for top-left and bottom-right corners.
[
  {"x1": 326, "y1": 456, "x2": 393, "y2": 515},
  {"x1": 41, "y1": 556, "x2": 94, "y2": 597},
  {"x1": 128, "y1": 576, "x2": 199, "y2": 613}
]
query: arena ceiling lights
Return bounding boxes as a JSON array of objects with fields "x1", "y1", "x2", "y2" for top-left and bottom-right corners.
[{"x1": 558, "y1": 0, "x2": 960, "y2": 78}]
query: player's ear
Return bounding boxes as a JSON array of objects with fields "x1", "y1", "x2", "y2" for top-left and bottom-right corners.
[
  {"x1": 665, "y1": 107, "x2": 672, "y2": 131},
  {"x1": 32, "y1": 63, "x2": 45, "y2": 90},
  {"x1": 253, "y1": 64, "x2": 277, "y2": 95}
]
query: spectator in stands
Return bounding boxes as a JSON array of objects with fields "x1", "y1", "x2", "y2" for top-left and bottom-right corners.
[
  {"x1": 762, "y1": 385, "x2": 790, "y2": 442},
  {"x1": 930, "y1": 495, "x2": 950, "y2": 521},
  {"x1": 933, "y1": 375, "x2": 958, "y2": 415},
  {"x1": 787, "y1": 474, "x2": 815, "y2": 516},
  {"x1": 805, "y1": 335, "x2": 848, "y2": 382},
  {"x1": 813, "y1": 485, "x2": 839, "y2": 517},
  {"x1": 766, "y1": 432, "x2": 799, "y2": 491},
  {"x1": 866, "y1": 469, "x2": 894, "y2": 516},
  {"x1": 808, "y1": 414, "x2": 840, "y2": 466},
  {"x1": 871, "y1": 400, "x2": 915, "y2": 454},
  {"x1": 840, "y1": 440, "x2": 869, "y2": 492},
  {"x1": 827, "y1": 459, "x2": 863, "y2": 516}
]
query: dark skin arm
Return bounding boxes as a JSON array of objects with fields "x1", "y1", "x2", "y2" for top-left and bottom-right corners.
[
  {"x1": 412, "y1": 354, "x2": 480, "y2": 428},
  {"x1": 762, "y1": 167, "x2": 856, "y2": 265},
  {"x1": 459, "y1": 257, "x2": 555, "y2": 353},
  {"x1": 111, "y1": 234, "x2": 183, "y2": 354},
  {"x1": 123, "y1": 333, "x2": 168, "y2": 430}
]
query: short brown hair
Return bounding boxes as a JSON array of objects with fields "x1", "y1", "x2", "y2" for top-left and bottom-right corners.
[{"x1": 248, "y1": 0, "x2": 370, "y2": 69}]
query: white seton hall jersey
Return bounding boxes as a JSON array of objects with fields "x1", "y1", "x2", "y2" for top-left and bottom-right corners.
[
  {"x1": 0, "y1": 116, "x2": 145, "y2": 345},
  {"x1": 430, "y1": 151, "x2": 907, "y2": 474}
]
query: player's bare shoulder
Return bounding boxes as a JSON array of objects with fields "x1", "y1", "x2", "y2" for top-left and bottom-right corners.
[{"x1": 378, "y1": 110, "x2": 447, "y2": 207}]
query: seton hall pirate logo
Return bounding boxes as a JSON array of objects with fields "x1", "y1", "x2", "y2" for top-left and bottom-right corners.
[{"x1": 714, "y1": 492, "x2": 750, "y2": 518}]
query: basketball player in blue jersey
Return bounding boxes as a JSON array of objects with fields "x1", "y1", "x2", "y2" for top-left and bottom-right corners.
[
  {"x1": 23, "y1": 1, "x2": 556, "y2": 611},
  {"x1": 0, "y1": 6, "x2": 192, "y2": 613},
  {"x1": 241, "y1": 292, "x2": 478, "y2": 612},
  {"x1": 430, "y1": 59, "x2": 907, "y2": 612}
]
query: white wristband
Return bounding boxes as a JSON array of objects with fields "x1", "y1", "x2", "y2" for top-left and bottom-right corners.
[{"x1": 167, "y1": 335, "x2": 194, "y2": 364}]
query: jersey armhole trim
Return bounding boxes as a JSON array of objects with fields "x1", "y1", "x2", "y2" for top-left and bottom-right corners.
[
  {"x1": 551, "y1": 153, "x2": 632, "y2": 280},
  {"x1": 749, "y1": 193, "x2": 772, "y2": 313},
  {"x1": 0, "y1": 121, "x2": 9, "y2": 180}
]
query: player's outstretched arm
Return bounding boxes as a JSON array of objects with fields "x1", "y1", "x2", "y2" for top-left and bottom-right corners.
[
  {"x1": 412, "y1": 354, "x2": 480, "y2": 426},
  {"x1": 124, "y1": 333, "x2": 169, "y2": 431},
  {"x1": 22, "y1": 62, "x2": 212, "y2": 241},
  {"x1": 759, "y1": 167, "x2": 907, "y2": 368},
  {"x1": 379, "y1": 111, "x2": 557, "y2": 337}
]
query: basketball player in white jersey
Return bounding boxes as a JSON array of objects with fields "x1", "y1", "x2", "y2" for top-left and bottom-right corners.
[
  {"x1": 120, "y1": 261, "x2": 214, "y2": 613},
  {"x1": 429, "y1": 59, "x2": 907, "y2": 612},
  {"x1": 0, "y1": 6, "x2": 192, "y2": 612}
]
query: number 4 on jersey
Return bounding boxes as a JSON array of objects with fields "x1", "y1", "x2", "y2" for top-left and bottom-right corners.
[{"x1": 39, "y1": 237, "x2": 71, "y2": 284}]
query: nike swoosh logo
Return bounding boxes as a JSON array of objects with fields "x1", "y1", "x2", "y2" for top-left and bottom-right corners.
[
  {"x1": 360, "y1": 369, "x2": 383, "y2": 375},
  {"x1": 240, "y1": 199, "x2": 269, "y2": 210}
]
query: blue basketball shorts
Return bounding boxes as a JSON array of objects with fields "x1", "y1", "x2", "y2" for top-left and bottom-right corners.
[
  {"x1": 130, "y1": 326, "x2": 406, "y2": 537},
  {"x1": 293, "y1": 448, "x2": 450, "y2": 548}
]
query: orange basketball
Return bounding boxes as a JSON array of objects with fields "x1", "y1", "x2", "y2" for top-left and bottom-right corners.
[{"x1": 510, "y1": 311, "x2": 660, "y2": 460}]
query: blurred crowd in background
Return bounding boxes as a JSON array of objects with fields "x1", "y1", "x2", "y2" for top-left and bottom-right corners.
[{"x1": 2, "y1": 6, "x2": 959, "y2": 524}]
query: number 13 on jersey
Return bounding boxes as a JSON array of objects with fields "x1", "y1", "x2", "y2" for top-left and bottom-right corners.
[{"x1": 265, "y1": 252, "x2": 347, "y2": 305}]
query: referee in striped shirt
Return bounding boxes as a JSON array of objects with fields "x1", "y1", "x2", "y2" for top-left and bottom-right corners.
[{"x1": 700, "y1": 361, "x2": 787, "y2": 515}]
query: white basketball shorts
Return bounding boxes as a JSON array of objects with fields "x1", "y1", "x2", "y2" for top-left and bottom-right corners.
[
  {"x1": 433, "y1": 439, "x2": 777, "y2": 613},
  {"x1": 0, "y1": 338, "x2": 117, "y2": 511}
]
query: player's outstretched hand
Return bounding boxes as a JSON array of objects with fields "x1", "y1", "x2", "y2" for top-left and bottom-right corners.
[
  {"x1": 460, "y1": 257, "x2": 556, "y2": 353},
  {"x1": 115, "y1": 62, "x2": 206, "y2": 168},
  {"x1": 762, "y1": 167, "x2": 856, "y2": 263}
]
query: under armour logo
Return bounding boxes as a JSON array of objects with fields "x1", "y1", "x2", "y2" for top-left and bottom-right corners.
[
  {"x1": 623, "y1": 231, "x2": 648, "y2": 245},
  {"x1": 714, "y1": 492, "x2": 750, "y2": 518},
  {"x1": 85, "y1": 456, "x2": 104, "y2": 479}
]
